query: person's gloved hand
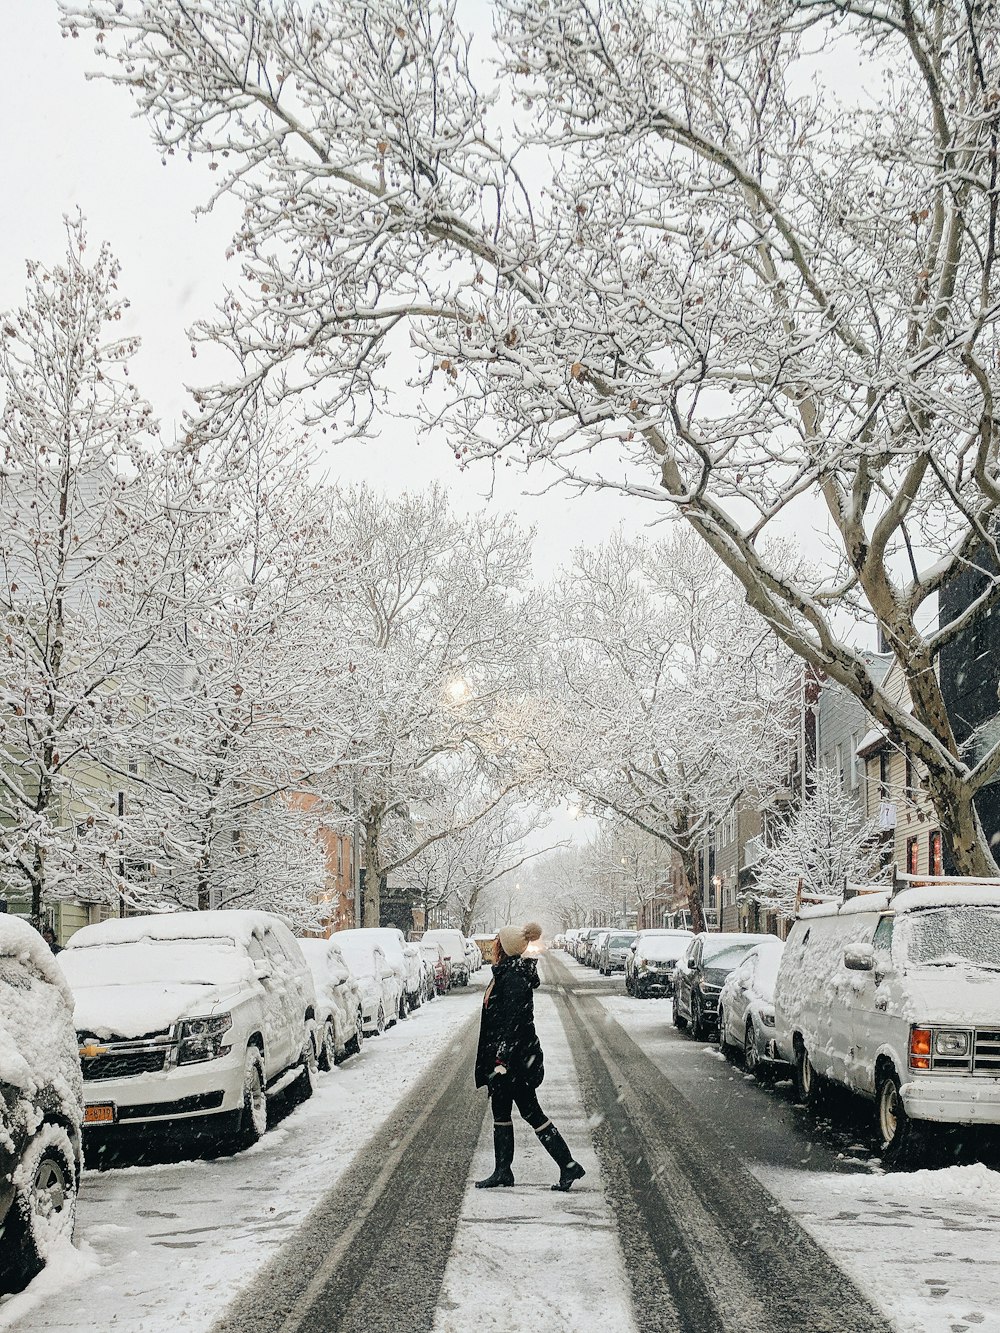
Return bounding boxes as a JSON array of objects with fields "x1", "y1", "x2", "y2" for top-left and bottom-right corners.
[{"x1": 489, "y1": 1061, "x2": 508, "y2": 1081}]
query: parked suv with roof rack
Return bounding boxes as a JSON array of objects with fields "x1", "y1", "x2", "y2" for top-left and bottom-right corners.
[
  {"x1": 60, "y1": 911, "x2": 318, "y2": 1153},
  {"x1": 773, "y1": 875, "x2": 1000, "y2": 1166}
]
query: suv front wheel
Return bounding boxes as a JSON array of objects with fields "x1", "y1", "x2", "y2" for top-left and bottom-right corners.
[{"x1": 3, "y1": 1123, "x2": 78, "y2": 1294}]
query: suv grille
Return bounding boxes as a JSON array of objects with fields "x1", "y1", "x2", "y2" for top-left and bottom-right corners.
[
  {"x1": 83, "y1": 1051, "x2": 167, "y2": 1081},
  {"x1": 974, "y1": 1030, "x2": 1000, "y2": 1074}
]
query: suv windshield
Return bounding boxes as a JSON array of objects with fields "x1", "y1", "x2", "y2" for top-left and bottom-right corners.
[
  {"x1": 901, "y1": 907, "x2": 1000, "y2": 970},
  {"x1": 61, "y1": 938, "x2": 246, "y2": 988}
]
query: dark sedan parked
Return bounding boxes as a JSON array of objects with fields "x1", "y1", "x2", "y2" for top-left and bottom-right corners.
[{"x1": 672, "y1": 932, "x2": 777, "y2": 1041}]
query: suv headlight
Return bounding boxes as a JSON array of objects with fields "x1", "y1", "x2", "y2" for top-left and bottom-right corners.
[
  {"x1": 177, "y1": 1013, "x2": 233, "y2": 1065},
  {"x1": 934, "y1": 1029, "x2": 970, "y2": 1057}
]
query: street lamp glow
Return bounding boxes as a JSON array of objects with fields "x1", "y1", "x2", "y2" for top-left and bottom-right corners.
[{"x1": 446, "y1": 676, "x2": 470, "y2": 703}]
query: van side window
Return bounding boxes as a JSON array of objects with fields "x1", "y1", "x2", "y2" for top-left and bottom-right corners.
[{"x1": 873, "y1": 917, "x2": 894, "y2": 956}]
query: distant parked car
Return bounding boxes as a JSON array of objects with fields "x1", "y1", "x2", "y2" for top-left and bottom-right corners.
[
  {"x1": 625, "y1": 930, "x2": 694, "y2": 997},
  {"x1": 585, "y1": 930, "x2": 610, "y2": 968},
  {"x1": 673, "y1": 932, "x2": 777, "y2": 1041},
  {"x1": 465, "y1": 937, "x2": 484, "y2": 974},
  {"x1": 297, "y1": 938, "x2": 365, "y2": 1068},
  {"x1": 422, "y1": 929, "x2": 469, "y2": 985},
  {"x1": 717, "y1": 938, "x2": 786, "y2": 1081},
  {"x1": 334, "y1": 935, "x2": 399, "y2": 1035},
  {"x1": 597, "y1": 931, "x2": 637, "y2": 975},
  {"x1": 61, "y1": 911, "x2": 319, "y2": 1152},
  {"x1": 0, "y1": 918, "x2": 83, "y2": 1294},
  {"x1": 419, "y1": 940, "x2": 449, "y2": 997}
]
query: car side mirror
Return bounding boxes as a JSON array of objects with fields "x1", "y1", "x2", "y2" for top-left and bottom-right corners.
[
  {"x1": 844, "y1": 944, "x2": 874, "y2": 972},
  {"x1": 253, "y1": 959, "x2": 273, "y2": 981}
]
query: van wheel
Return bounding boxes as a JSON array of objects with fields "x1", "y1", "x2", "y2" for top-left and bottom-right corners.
[
  {"x1": 877, "y1": 1069, "x2": 924, "y2": 1168},
  {"x1": 794, "y1": 1042, "x2": 824, "y2": 1108},
  {"x1": 673, "y1": 1002, "x2": 687, "y2": 1031},
  {"x1": 2, "y1": 1123, "x2": 78, "y2": 1294}
]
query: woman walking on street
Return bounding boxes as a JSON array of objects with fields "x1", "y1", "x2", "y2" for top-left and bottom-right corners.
[{"x1": 474, "y1": 922, "x2": 586, "y2": 1192}]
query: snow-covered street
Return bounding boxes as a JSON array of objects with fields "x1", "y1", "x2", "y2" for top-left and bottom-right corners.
[{"x1": 7, "y1": 956, "x2": 1000, "y2": 1332}]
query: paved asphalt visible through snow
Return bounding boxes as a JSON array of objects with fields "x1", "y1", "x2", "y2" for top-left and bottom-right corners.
[{"x1": 211, "y1": 952, "x2": 891, "y2": 1333}]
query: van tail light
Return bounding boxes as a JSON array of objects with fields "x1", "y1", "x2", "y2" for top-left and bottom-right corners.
[{"x1": 909, "y1": 1027, "x2": 932, "y2": 1071}]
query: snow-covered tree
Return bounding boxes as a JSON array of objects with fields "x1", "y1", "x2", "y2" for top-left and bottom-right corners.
[
  {"x1": 408, "y1": 789, "x2": 555, "y2": 934},
  {"x1": 751, "y1": 768, "x2": 887, "y2": 920},
  {"x1": 64, "y1": 0, "x2": 1000, "y2": 875},
  {"x1": 0, "y1": 218, "x2": 175, "y2": 924},
  {"x1": 545, "y1": 530, "x2": 794, "y2": 931},
  {"x1": 132, "y1": 419, "x2": 356, "y2": 912},
  {"x1": 319, "y1": 484, "x2": 542, "y2": 925}
]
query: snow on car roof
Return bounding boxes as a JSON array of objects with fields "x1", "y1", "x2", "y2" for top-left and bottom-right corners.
[
  {"x1": 65, "y1": 909, "x2": 287, "y2": 950},
  {"x1": 893, "y1": 883, "x2": 1000, "y2": 913},
  {"x1": 0, "y1": 915, "x2": 75, "y2": 1010}
]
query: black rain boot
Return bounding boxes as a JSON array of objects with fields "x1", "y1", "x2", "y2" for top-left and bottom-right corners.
[
  {"x1": 536, "y1": 1124, "x2": 586, "y2": 1191},
  {"x1": 476, "y1": 1123, "x2": 515, "y2": 1188}
]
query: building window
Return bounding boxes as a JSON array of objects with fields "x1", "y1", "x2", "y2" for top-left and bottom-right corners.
[
  {"x1": 835, "y1": 742, "x2": 844, "y2": 787},
  {"x1": 929, "y1": 830, "x2": 943, "y2": 876},
  {"x1": 907, "y1": 836, "x2": 920, "y2": 876},
  {"x1": 850, "y1": 734, "x2": 860, "y2": 789},
  {"x1": 879, "y1": 750, "x2": 890, "y2": 799},
  {"x1": 904, "y1": 753, "x2": 915, "y2": 797}
]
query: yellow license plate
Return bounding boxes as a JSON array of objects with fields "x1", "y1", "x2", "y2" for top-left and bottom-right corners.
[{"x1": 84, "y1": 1103, "x2": 115, "y2": 1125}]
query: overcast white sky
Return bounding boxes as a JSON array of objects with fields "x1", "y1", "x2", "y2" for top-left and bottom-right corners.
[{"x1": 2, "y1": 2, "x2": 653, "y2": 583}]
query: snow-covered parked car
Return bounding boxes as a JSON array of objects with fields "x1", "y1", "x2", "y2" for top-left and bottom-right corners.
[
  {"x1": 422, "y1": 929, "x2": 469, "y2": 986},
  {"x1": 717, "y1": 937, "x2": 786, "y2": 1081},
  {"x1": 625, "y1": 929, "x2": 693, "y2": 997},
  {"x1": 60, "y1": 911, "x2": 319, "y2": 1151},
  {"x1": 334, "y1": 934, "x2": 399, "y2": 1036},
  {"x1": 338, "y1": 928, "x2": 417, "y2": 1018},
  {"x1": 773, "y1": 877, "x2": 1000, "y2": 1166},
  {"x1": 465, "y1": 937, "x2": 483, "y2": 974},
  {"x1": 297, "y1": 938, "x2": 365, "y2": 1067},
  {"x1": 0, "y1": 918, "x2": 83, "y2": 1294}
]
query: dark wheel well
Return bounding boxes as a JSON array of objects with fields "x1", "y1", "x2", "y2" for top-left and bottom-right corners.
[
  {"x1": 875, "y1": 1053, "x2": 896, "y2": 1087},
  {"x1": 248, "y1": 1032, "x2": 264, "y2": 1053}
]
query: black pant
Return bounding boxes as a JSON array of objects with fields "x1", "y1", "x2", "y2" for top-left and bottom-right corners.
[{"x1": 489, "y1": 1077, "x2": 550, "y2": 1131}]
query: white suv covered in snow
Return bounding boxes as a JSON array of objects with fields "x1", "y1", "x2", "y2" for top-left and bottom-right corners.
[
  {"x1": 773, "y1": 879, "x2": 1000, "y2": 1165},
  {"x1": 61, "y1": 911, "x2": 319, "y2": 1152}
]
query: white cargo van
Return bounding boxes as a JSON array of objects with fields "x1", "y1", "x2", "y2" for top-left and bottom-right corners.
[{"x1": 772, "y1": 877, "x2": 1000, "y2": 1165}]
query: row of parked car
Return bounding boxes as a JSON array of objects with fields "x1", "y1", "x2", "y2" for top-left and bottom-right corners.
[
  {"x1": 0, "y1": 912, "x2": 485, "y2": 1294},
  {"x1": 560, "y1": 877, "x2": 1000, "y2": 1168},
  {"x1": 558, "y1": 925, "x2": 694, "y2": 997}
]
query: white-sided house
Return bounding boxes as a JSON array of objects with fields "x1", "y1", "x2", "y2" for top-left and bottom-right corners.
[
  {"x1": 60, "y1": 911, "x2": 319, "y2": 1151},
  {"x1": 772, "y1": 875, "x2": 1000, "y2": 1165}
]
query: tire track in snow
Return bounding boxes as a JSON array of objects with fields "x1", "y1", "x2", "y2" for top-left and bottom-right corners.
[
  {"x1": 211, "y1": 1010, "x2": 485, "y2": 1333},
  {"x1": 548, "y1": 953, "x2": 890, "y2": 1333}
]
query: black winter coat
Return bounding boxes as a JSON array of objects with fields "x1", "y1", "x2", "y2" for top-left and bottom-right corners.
[{"x1": 475, "y1": 956, "x2": 544, "y2": 1090}]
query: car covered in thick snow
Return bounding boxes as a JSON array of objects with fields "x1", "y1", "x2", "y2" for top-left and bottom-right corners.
[
  {"x1": 337, "y1": 928, "x2": 417, "y2": 1018},
  {"x1": 60, "y1": 911, "x2": 319, "y2": 1151},
  {"x1": 625, "y1": 929, "x2": 694, "y2": 997},
  {"x1": 297, "y1": 938, "x2": 365, "y2": 1067},
  {"x1": 773, "y1": 877, "x2": 1000, "y2": 1166},
  {"x1": 717, "y1": 937, "x2": 786, "y2": 1080},
  {"x1": 673, "y1": 932, "x2": 778, "y2": 1041},
  {"x1": 465, "y1": 937, "x2": 484, "y2": 974},
  {"x1": 0, "y1": 917, "x2": 83, "y2": 1294},
  {"x1": 421, "y1": 929, "x2": 469, "y2": 986},
  {"x1": 333, "y1": 933, "x2": 399, "y2": 1036}
]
